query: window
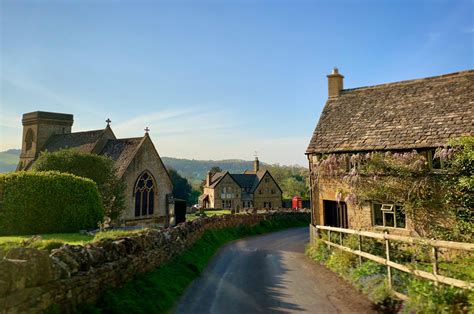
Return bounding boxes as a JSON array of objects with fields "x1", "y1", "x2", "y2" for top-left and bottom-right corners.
[
  {"x1": 264, "y1": 178, "x2": 269, "y2": 183},
  {"x1": 259, "y1": 189, "x2": 262, "y2": 195},
  {"x1": 25, "y1": 128, "x2": 34, "y2": 151},
  {"x1": 134, "y1": 171, "x2": 155, "y2": 217},
  {"x1": 427, "y1": 150, "x2": 444, "y2": 170},
  {"x1": 221, "y1": 200, "x2": 232, "y2": 208},
  {"x1": 271, "y1": 189, "x2": 275, "y2": 194},
  {"x1": 372, "y1": 203, "x2": 405, "y2": 228}
]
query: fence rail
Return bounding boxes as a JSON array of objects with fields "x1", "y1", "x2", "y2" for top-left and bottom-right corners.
[{"x1": 314, "y1": 225, "x2": 474, "y2": 300}]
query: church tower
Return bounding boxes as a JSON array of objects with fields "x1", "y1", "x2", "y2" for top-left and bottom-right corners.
[{"x1": 17, "y1": 111, "x2": 74, "y2": 170}]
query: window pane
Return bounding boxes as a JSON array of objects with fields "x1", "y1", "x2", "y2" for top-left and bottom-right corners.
[
  {"x1": 395, "y1": 206, "x2": 405, "y2": 228},
  {"x1": 373, "y1": 203, "x2": 383, "y2": 226},
  {"x1": 146, "y1": 179, "x2": 153, "y2": 188},
  {"x1": 135, "y1": 191, "x2": 141, "y2": 217},
  {"x1": 384, "y1": 212, "x2": 395, "y2": 227},
  {"x1": 149, "y1": 189, "x2": 154, "y2": 215},
  {"x1": 142, "y1": 191, "x2": 148, "y2": 216}
]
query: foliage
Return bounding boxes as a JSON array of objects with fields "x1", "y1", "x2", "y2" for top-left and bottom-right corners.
[
  {"x1": 264, "y1": 164, "x2": 310, "y2": 199},
  {"x1": 402, "y1": 278, "x2": 472, "y2": 313},
  {"x1": 432, "y1": 137, "x2": 474, "y2": 241},
  {"x1": 311, "y1": 136, "x2": 474, "y2": 241},
  {"x1": 32, "y1": 149, "x2": 126, "y2": 220},
  {"x1": 77, "y1": 214, "x2": 310, "y2": 313},
  {"x1": 306, "y1": 239, "x2": 473, "y2": 312},
  {"x1": 168, "y1": 168, "x2": 196, "y2": 205},
  {"x1": 0, "y1": 171, "x2": 103, "y2": 235}
]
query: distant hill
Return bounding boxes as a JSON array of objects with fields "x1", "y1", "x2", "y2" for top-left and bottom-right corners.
[
  {"x1": 0, "y1": 149, "x2": 20, "y2": 173},
  {"x1": 0, "y1": 149, "x2": 258, "y2": 180}
]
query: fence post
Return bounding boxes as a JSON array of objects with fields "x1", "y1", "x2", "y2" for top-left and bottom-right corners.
[
  {"x1": 358, "y1": 234, "x2": 363, "y2": 265},
  {"x1": 328, "y1": 230, "x2": 331, "y2": 250},
  {"x1": 432, "y1": 246, "x2": 439, "y2": 286},
  {"x1": 384, "y1": 230, "x2": 392, "y2": 290}
]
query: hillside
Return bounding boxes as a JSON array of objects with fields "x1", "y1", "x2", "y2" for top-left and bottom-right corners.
[
  {"x1": 0, "y1": 149, "x2": 20, "y2": 173},
  {"x1": 0, "y1": 150, "x2": 260, "y2": 180}
]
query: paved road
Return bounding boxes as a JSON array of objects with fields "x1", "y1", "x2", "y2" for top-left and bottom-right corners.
[{"x1": 175, "y1": 228, "x2": 375, "y2": 314}]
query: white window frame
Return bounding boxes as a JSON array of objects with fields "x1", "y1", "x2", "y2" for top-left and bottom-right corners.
[{"x1": 372, "y1": 202, "x2": 406, "y2": 229}]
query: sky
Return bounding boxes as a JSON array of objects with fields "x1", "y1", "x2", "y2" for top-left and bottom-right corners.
[{"x1": 1, "y1": 0, "x2": 472, "y2": 166}]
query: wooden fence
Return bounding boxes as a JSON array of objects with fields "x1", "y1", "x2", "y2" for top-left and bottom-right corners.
[{"x1": 313, "y1": 225, "x2": 474, "y2": 300}]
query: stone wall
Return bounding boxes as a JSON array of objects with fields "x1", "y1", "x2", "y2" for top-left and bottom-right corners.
[{"x1": 0, "y1": 211, "x2": 309, "y2": 313}]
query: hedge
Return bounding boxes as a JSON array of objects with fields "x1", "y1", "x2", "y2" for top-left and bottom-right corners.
[{"x1": 0, "y1": 171, "x2": 104, "y2": 235}]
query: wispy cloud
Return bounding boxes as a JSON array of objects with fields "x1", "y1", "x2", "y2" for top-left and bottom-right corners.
[{"x1": 113, "y1": 106, "x2": 244, "y2": 138}]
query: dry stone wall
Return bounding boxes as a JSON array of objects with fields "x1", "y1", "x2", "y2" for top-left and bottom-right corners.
[{"x1": 0, "y1": 211, "x2": 309, "y2": 313}]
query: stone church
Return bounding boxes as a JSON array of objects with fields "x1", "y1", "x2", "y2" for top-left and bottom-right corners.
[{"x1": 17, "y1": 111, "x2": 175, "y2": 226}]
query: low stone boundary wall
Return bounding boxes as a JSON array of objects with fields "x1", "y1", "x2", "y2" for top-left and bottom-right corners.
[{"x1": 0, "y1": 210, "x2": 309, "y2": 313}]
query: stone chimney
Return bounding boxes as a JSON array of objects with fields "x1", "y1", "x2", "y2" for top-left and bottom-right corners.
[
  {"x1": 327, "y1": 67, "x2": 344, "y2": 98},
  {"x1": 206, "y1": 171, "x2": 213, "y2": 187},
  {"x1": 253, "y1": 157, "x2": 260, "y2": 172}
]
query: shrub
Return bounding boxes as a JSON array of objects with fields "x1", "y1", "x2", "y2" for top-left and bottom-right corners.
[
  {"x1": 32, "y1": 149, "x2": 126, "y2": 220},
  {"x1": 0, "y1": 171, "x2": 103, "y2": 235}
]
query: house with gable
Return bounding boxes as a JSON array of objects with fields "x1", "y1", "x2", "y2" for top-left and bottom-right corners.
[
  {"x1": 17, "y1": 111, "x2": 174, "y2": 226},
  {"x1": 199, "y1": 157, "x2": 283, "y2": 211},
  {"x1": 306, "y1": 68, "x2": 473, "y2": 234}
]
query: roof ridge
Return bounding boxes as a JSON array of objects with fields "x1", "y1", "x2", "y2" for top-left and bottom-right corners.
[{"x1": 342, "y1": 69, "x2": 474, "y2": 93}]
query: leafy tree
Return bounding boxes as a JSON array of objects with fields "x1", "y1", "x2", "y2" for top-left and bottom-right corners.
[
  {"x1": 168, "y1": 168, "x2": 194, "y2": 205},
  {"x1": 32, "y1": 149, "x2": 126, "y2": 220}
]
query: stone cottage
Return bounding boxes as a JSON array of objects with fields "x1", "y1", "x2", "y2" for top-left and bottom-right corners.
[
  {"x1": 306, "y1": 68, "x2": 473, "y2": 234},
  {"x1": 17, "y1": 111, "x2": 175, "y2": 226},
  {"x1": 199, "y1": 157, "x2": 282, "y2": 211}
]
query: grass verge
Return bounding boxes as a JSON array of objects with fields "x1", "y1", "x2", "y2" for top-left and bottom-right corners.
[{"x1": 76, "y1": 214, "x2": 309, "y2": 313}]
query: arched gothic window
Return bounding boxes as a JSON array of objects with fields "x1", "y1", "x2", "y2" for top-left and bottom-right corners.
[
  {"x1": 25, "y1": 128, "x2": 34, "y2": 151},
  {"x1": 134, "y1": 171, "x2": 155, "y2": 217}
]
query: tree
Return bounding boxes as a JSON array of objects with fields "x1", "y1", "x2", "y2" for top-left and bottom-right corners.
[
  {"x1": 168, "y1": 168, "x2": 197, "y2": 205},
  {"x1": 32, "y1": 149, "x2": 126, "y2": 220}
]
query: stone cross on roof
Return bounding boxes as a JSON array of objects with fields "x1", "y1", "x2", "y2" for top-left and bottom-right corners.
[
  {"x1": 106, "y1": 118, "x2": 111, "y2": 127},
  {"x1": 144, "y1": 127, "x2": 150, "y2": 134}
]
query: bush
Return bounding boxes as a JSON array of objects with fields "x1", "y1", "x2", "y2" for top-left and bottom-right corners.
[
  {"x1": 32, "y1": 149, "x2": 126, "y2": 220},
  {"x1": 0, "y1": 171, "x2": 103, "y2": 235}
]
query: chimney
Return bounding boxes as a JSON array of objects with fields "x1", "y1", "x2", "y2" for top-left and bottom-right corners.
[
  {"x1": 206, "y1": 171, "x2": 212, "y2": 187},
  {"x1": 253, "y1": 157, "x2": 260, "y2": 172},
  {"x1": 327, "y1": 67, "x2": 344, "y2": 98}
]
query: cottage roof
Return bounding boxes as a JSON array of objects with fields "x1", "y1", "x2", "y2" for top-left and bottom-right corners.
[
  {"x1": 209, "y1": 169, "x2": 280, "y2": 193},
  {"x1": 42, "y1": 129, "x2": 105, "y2": 153},
  {"x1": 100, "y1": 137, "x2": 144, "y2": 177},
  {"x1": 306, "y1": 70, "x2": 474, "y2": 154}
]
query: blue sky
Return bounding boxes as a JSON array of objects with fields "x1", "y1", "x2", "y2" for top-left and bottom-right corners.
[{"x1": 1, "y1": 0, "x2": 472, "y2": 165}]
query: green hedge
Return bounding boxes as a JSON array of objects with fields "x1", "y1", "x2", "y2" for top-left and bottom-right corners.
[{"x1": 0, "y1": 171, "x2": 104, "y2": 235}]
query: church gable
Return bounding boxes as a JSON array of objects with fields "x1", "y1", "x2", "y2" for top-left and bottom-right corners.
[{"x1": 119, "y1": 135, "x2": 173, "y2": 221}]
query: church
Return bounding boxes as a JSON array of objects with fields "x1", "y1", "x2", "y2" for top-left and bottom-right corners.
[{"x1": 17, "y1": 111, "x2": 175, "y2": 226}]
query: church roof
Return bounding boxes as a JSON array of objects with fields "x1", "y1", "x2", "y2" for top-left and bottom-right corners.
[
  {"x1": 306, "y1": 70, "x2": 474, "y2": 154},
  {"x1": 100, "y1": 137, "x2": 145, "y2": 177},
  {"x1": 42, "y1": 129, "x2": 105, "y2": 153}
]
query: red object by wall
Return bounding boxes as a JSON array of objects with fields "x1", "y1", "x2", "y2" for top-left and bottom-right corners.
[{"x1": 292, "y1": 196, "x2": 303, "y2": 209}]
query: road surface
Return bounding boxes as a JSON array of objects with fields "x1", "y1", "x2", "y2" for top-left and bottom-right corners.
[{"x1": 175, "y1": 227, "x2": 375, "y2": 314}]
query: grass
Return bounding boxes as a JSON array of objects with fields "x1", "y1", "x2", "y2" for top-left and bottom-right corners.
[
  {"x1": 185, "y1": 209, "x2": 231, "y2": 221},
  {"x1": 76, "y1": 214, "x2": 310, "y2": 314},
  {"x1": 0, "y1": 233, "x2": 94, "y2": 254}
]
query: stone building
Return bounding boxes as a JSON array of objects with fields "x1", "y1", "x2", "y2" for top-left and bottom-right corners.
[
  {"x1": 17, "y1": 111, "x2": 174, "y2": 226},
  {"x1": 306, "y1": 69, "x2": 473, "y2": 234},
  {"x1": 199, "y1": 158, "x2": 282, "y2": 211}
]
